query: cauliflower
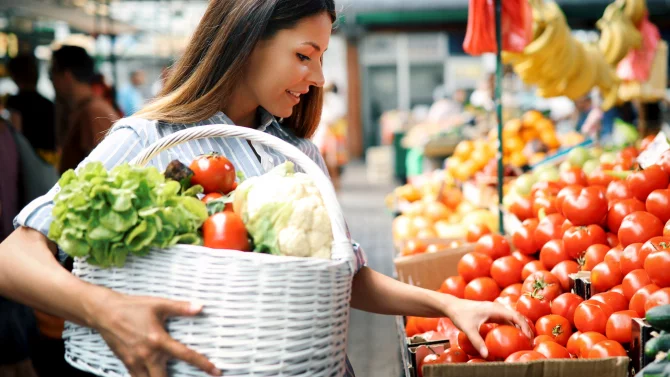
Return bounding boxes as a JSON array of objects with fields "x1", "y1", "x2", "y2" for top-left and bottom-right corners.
[{"x1": 233, "y1": 162, "x2": 332, "y2": 259}]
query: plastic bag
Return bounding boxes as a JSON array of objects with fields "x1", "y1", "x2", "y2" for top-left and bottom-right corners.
[
  {"x1": 463, "y1": 0, "x2": 533, "y2": 55},
  {"x1": 616, "y1": 15, "x2": 661, "y2": 81}
]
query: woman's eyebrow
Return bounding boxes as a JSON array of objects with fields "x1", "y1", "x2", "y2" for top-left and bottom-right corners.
[{"x1": 301, "y1": 41, "x2": 323, "y2": 51}]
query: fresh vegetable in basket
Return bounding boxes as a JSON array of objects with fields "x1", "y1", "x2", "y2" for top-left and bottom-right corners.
[
  {"x1": 48, "y1": 161, "x2": 208, "y2": 268},
  {"x1": 233, "y1": 161, "x2": 332, "y2": 259},
  {"x1": 190, "y1": 153, "x2": 237, "y2": 194}
]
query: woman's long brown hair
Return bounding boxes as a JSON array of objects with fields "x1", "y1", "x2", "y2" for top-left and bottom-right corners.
[{"x1": 135, "y1": 0, "x2": 335, "y2": 139}]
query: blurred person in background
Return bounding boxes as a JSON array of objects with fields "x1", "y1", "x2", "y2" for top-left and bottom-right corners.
[
  {"x1": 91, "y1": 73, "x2": 124, "y2": 118},
  {"x1": 50, "y1": 45, "x2": 120, "y2": 174},
  {"x1": 0, "y1": 2, "x2": 531, "y2": 377},
  {"x1": 117, "y1": 69, "x2": 146, "y2": 115},
  {"x1": 6, "y1": 54, "x2": 57, "y2": 165},
  {"x1": 313, "y1": 82, "x2": 347, "y2": 189}
]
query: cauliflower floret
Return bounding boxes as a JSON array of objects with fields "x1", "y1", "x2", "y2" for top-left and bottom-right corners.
[{"x1": 233, "y1": 162, "x2": 333, "y2": 259}]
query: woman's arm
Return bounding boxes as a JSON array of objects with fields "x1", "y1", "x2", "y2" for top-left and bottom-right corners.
[{"x1": 350, "y1": 267, "x2": 533, "y2": 358}]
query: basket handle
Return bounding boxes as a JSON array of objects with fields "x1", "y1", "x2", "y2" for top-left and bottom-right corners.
[{"x1": 129, "y1": 124, "x2": 354, "y2": 268}]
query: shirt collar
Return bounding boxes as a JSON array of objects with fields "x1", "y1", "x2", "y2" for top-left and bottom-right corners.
[{"x1": 205, "y1": 107, "x2": 279, "y2": 132}]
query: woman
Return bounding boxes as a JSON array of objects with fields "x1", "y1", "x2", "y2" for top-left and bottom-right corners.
[{"x1": 0, "y1": 1, "x2": 530, "y2": 376}]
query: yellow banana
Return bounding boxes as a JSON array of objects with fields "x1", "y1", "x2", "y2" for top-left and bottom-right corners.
[
  {"x1": 563, "y1": 44, "x2": 599, "y2": 100},
  {"x1": 556, "y1": 39, "x2": 584, "y2": 93},
  {"x1": 601, "y1": 83, "x2": 619, "y2": 111}
]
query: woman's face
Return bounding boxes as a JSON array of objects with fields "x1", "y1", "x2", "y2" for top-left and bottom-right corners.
[{"x1": 244, "y1": 12, "x2": 331, "y2": 119}]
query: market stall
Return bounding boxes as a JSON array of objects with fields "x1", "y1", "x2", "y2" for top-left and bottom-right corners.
[{"x1": 387, "y1": 0, "x2": 670, "y2": 376}]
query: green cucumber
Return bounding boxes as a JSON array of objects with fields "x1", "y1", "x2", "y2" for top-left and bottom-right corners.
[
  {"x1": 646, "y1": 334, "x2": 670, "y2": 358},
  {"x1": 647, "y1": 305, "x2": 670, "y2": 332}
]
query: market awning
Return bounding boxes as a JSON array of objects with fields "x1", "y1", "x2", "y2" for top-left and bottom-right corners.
[{"x1": 0, "y1": 0, "x2": 139, "y2": 35}]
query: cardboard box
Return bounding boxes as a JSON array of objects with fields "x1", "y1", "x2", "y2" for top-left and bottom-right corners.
[
  {"x1": 630, "y1": 318, "x2": 658, "y2": 375},
  {"x1": 394, "y1": 244, "x2": 474, "y2": 291},
  {"x1": 423, "y1": 357, "x2": 629, "y2": 377},
  {"x1": 408, "y1": 338, "x2": 451, "y2": 377}
]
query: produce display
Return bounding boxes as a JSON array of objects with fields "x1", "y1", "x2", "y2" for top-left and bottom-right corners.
[
  {"x1": 50, "y1": 155, "x2": 332, "y2": 267},
  {"x1": 399, "y1": 134, "x2": 670, "y2": 375}
]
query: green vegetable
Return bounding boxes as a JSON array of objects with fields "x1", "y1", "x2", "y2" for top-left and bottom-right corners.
[
  {"x1": 645, "y1": 334, "x2": 670, "y2": 359},
  {"x1": 642, "y1": 360, "x2": 670, "y2": 377},
  {"x1": 48, "y1": 162, "x2": 208, "y2": 268},
  {"x1": 647, "y1": 305, "x2": 670, "y2": 332}
]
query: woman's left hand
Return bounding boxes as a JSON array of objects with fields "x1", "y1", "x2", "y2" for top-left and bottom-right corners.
[{"x1": 443, "y1": 297, "x2": 534, "y2": 359}]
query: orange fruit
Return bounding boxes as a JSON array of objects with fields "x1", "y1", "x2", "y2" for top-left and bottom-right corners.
[{"x1": 522, "y1": 110, "x2": 544, "y2": 128}]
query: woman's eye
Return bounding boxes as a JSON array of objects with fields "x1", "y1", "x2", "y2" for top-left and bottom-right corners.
[{"x1": 297, "y1": 53, "x2": 310, "y2": 62}]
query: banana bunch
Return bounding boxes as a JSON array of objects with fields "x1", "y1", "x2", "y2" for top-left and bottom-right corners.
[
  {"x1": 504, "y1": 1, "x2": 619, "y2": 110},
  {"x1": 598, "y1": 2, "x2": 643, "y2": 66}
]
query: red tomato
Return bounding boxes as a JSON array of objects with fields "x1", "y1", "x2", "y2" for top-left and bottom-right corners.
[
  {"x1": 563, "y1": 225, "x2": 607, "y2": 259},
  {"x1": 474, "y1": 234, "x2": 511, "y2": 260},
  {"x1": 551, "y1": 293, "x2": 584, "y2": 327},
  {"x1": 533, "y1": 196, "x2": 559, "y2": 217},
  {"x1": 566, "y1": 331, "x2": 582, "y2": 356},
  {"x1": 581, "y1": 244, "x2": 610, "y2": 271},
  {"x1": 512, "y1": 250, "x2": 535, "y2": 266},
  {"x1": 589, "y1": 169, "x2": 617, "y2": 188},
  {"x1": 464, "y1": 277, "x2": 500, "y2": 302},
  {"x1": 513, "y1": 219, "x2": 540, "y2": 255},
  {"x1": 607, "y1": 180, "x2": 633, "y2": 204},
  {"x1": 641, "y1": 236, "x2": 670, "y2": 260},
  {"x1": 466, "y1": 223, "x2": 492, "y2": 243},
  {"x1": 586, "y1": 340, "x2": 627, "y2": 359},
  {"x1": 664, "y1": 219, "x2": 670, "y2": 238},
  {"x1": 467, "y1": 358, "x2": 486, "y2": 363},
  {"x1": 591, "y1": 261, "x2": 624, "y2": 294},
  {"x1": 522, "y1": 271, "x2": 562, "y2": 301},
  {"x1": 562, "y1": 219, "x2": 574, "y2": 235},
  {"x1": 533, "y1": 335, "x2": 556, "y2": 347},
  {"x1": 479, "y1": 323, "x2": 499, "y2": 339},
  {"x1": 551, "y1": 260, "x2": 580, "y2": 292},
  {"x1": 556, "y1": 185, "x2": 583, "y2": 217},
  {"x1": 201, "y1": 192, "x2": 223, "y2": 203},
  {"x1": 420, "y1": 353, "x2": 441, "y2": 374},
  {"x1": 562, "y1": 186, "x2": 608, "y2": 226},
  {"x1": 618, "y1": 211, "x2": 664, "y2": 247},
  {"x1": 629, "y1": 284, "x2": 661, "y2": 317},
  {"x1": 522, "y1": 261, "x2": 546, "y2": 280},
  {"x1": 657, "y1": 150, "x2": 670, "y2": 175},
  {"x1": 560, "y1": 167, "x2": 588, "y2": 187},
  {"x1": 505, "y1": 350, "x2": 546, "y2": 362},
  {"x1": 574, "y1": 300, "x2": 614, "y2": 334},
  {"x1": 605, "y1": 246, "x2": 624, "y2": 265},
  {"x1": 439, "y1": 347, "x2": 469, "y2": 363},
  {"x1": 536, "y1": 314, "x2": 572, "y2": 346},
  {"x1": 484, "y1": 325, "x2": 532, "y2": 361},
  {"x1": 607, "y1": 198, "x2": 646, "y2": 234},
  {"x1": 202, "y1": 212, "x2": 251, "y2": 251},
  {"x1": 645, "y1": 288, "x2": 670, "y2": 312},
  {"x1": 590, "y1": 292, "x2": 628, "y2": 313},
  {"x1": 540, "y1": 240, "x2": 569, "y2": 270},
  {"x1": 534, "y1": 341, "x2": 571, "y2": 359},
  {"x1": 458, "y1": 252, "x2": 493, "y2": 283},
  {"x1": 534, "y1": 214, "x2": 566, "y2": 250},
  {"x1": 500, "y1": 283, "x2": 523, "y2": 298},
  {"x1": 490, "y1": 256, "x2": 524, "y2": 289},
  {"x1": 622, "y1": 269, "x2": 652, "y2": 300},
  {"x1": 576, "y1": 332, "x2": 608, "y2": 358},
  {"x1": 645, "y1": 250, "x2": 670, "y2": 288},
  {"x1": 611, "y1": 285, "x2": 625, "y2": 295},
  {"x1": 516, "y1": 292, "x2": 552, "y2": 324},
  {"x1": 190, "y1": 153, "x2": 237, "y2": 194},
  {"x1": 532, "y1": 181, "x2": 563, "y2": 198},
  {"x1": 456, "y1": 331, "x2": 480, "y2": 356},
  {"x1": 646, "y1": 189, "x2": 670, "y2": 223},
  {"x1": 415, "y1": 317, "x2": 440, "y2": 333},
  {"x1": 626, "y1": 165, "x2": 669, "y2": 202},
  {"x1": 509, "y1": 196, "x2": 534, "y2": 221},
  {"x1": 620, "y1": 242, "x2": 649, "y2": 276},
  {"x1": 606, "y1": 310, "x2": 639, "y2": 344},
  {"x1": 607, "y1": 233, "x2": 620, "y2": 247},
  {"x1": 440, "y1": 276, "x2": 466, "y2": 298}
]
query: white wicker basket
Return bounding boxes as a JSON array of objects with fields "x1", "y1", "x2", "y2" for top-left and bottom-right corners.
[{"x1": 61, "y1": 125, "x2": 355, "y2": 377}]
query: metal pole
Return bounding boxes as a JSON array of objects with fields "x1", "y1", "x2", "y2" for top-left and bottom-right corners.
[{"x1": 495, "y1": 0, "x2": 505, "y2": 235}]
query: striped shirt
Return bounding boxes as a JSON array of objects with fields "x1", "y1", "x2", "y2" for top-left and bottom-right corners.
[{"x1": 14, "y1": 108, "x2": 365, "y2": 377}]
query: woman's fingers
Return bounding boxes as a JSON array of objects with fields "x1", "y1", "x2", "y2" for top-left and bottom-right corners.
[
  {"x1": 145, "y1": 357, "x2": 168, "y2": 377},
  {"x1": 160, "y1": 335, "x2": 221, "y2": 376},
  {"x1": 463, "y1": 326, "x2": 488, "y2": 359},
  {"x1": 153, "y1": 298, "x2": 203, "y2": 320}
]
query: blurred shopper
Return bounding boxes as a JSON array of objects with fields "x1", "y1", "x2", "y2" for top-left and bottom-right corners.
[
  {"x1": 313, "y1": 82, "x2": 347, "y2": 190},
  {"x1": 6, "y1": 54, "x2": 57, "y2": 161},
  {"x1": 117, "y1": 69, "x2": 146, "y2": 115},
  {"x1": 91, "y1": 73, "x2": 124, "y2": 118},
  {"x1": 50, "y1": 46, "x2": 119, "y2": 174}
]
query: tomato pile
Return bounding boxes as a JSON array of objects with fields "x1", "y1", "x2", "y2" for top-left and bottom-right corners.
[{"x1": 406, "y1": 144, "x2": 670, "y2": 372}]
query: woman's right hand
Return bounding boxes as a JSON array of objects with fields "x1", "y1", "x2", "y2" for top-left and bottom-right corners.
[{"x1": 92, "y1": 290, "x2": 221, "y2": 377}]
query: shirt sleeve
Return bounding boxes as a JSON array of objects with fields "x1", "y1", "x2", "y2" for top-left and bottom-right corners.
[{"x1": 13, "y1": 122, "x2": 146, "y2": 261}]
